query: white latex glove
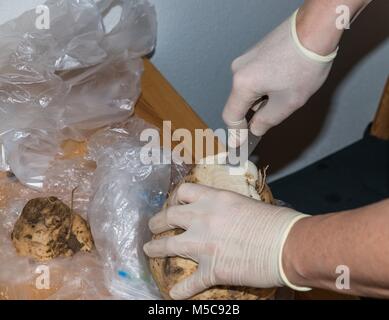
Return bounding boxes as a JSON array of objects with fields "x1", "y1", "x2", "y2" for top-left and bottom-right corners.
[
  {"x1": 144, "y1": 183, "x2": 311, "y2": 300},
  {"x1": 223, "y1": 10, "x2": 338, "y2": 142}
]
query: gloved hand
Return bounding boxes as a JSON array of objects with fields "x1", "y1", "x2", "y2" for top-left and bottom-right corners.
[
  {"x1": 143, "y1": 183, "x2": 311, "y2": 300},
  {"x1": 223, "y1": 9, "x2": 338, "y2": 142}
]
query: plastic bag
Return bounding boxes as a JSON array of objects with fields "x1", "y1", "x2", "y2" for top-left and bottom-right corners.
[
  {"x1": 87, "y1": 120, "x2": 171, "y2": 299},
  {"x1": 0, "y1": 118, "x2": 189, "y2": 300},
  {"x1": 0, "y1": 159, "x2": 109, "y2": 300},
  {"x1": 0, "y1": 0, "x2": 157, "y2": 188}
]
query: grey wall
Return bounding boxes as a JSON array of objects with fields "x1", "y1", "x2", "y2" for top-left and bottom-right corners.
[{"x1": 2, "y1": 0, "x2": 389, "y2": 181}]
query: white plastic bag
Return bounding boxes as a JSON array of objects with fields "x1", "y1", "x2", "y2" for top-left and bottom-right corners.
[{"x1": 0, "y1": 0, "x2": 157, "y2": 188}]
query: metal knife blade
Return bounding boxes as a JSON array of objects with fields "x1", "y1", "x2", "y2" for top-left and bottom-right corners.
[
  {"x1": 226, "y1": 129, "x2": 261, "y2": 167},
  {"x1": 247, "y1": 130, "x2": 262, "y2": 157},
  {"x1": 226, "y1": 96, "x2": 267, "y2": 167}
]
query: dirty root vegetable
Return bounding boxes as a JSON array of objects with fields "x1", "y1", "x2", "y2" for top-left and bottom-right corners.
[
  {"x1": 149, "y1": 154, "x2": 276, "y2": 300},
  {"x1": 12, "y1": 197, "x2": 94, "y2": 262}
]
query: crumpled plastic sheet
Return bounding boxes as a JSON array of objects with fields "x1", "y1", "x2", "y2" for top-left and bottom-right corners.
[
  {"x1": 43, "y1": 158, "x2": 96, "y2": 216},
  {"x1": 0, "y1": 0, "x2": 157, "y2": 188},
  {"x1": 0, "y1": 118, "x2": 190, "y2": 300}
]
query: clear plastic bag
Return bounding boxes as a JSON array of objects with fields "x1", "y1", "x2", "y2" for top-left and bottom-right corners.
[
  {"x1": 0, "y1": 0, "x2": 189, "y2": 300},
  {"x1": 87, "y1": 120, "x2": 171, "y2": 300},
  {"x1": 0, "y1": 0, "x2": 157, "y2": 188},
  {"x1": 0, "y1": 118, "x2": 189, "y2": 300},
  {"x1": 0, "y1": 159, "x2": 108, "y2": 300}
]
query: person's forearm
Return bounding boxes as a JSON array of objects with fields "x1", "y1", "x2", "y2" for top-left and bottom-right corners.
[
  {"x1": 283, "y1": 199, "x2": 389, "y2": 298},
  {"x1": 297, "y1": 0, "x2": 373, "y2": 55}
]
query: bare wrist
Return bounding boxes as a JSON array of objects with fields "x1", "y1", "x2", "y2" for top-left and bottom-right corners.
[
  {"x1": 282, "y1": 215, "x2": 318, "y2": 288},
  {"x1": 297, "y1": 0, "x2": 372, "y2": 56},
  {"x1": 296, "y1": 4, "x2": 343, "y2": 56}
]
